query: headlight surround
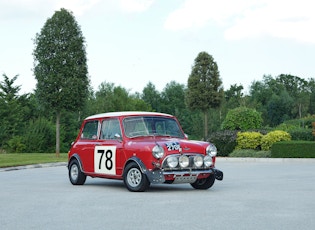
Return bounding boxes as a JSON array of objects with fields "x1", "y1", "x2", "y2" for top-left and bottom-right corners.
[
  {"x1": 152, "y1": 145, "x2": 164, "y2": 159},
  {"x1": 206, "y1": 143, "x2": 217, "y2": 157},
  {"x1": 167, "y1": 156, "x2": 178, "y2": 168},
  {"x1": 193, "y1": 155, "x2": 203, "y2": 168},
  {"x1": 179, "y1": 155, "x2": 189, "y2": 168},
  {"x1": 204, "y1": 155, "x2": 213, "y2": 167}
]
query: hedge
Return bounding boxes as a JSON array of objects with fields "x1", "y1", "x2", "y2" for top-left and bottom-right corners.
[{"x1": 271, "y1": 141, "x2": 315, "y2": 158}]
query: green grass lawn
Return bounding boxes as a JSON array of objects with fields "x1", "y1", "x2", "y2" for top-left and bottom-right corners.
[{"x1": 0, "y1": 153, "x2": 68, "y2": 168}]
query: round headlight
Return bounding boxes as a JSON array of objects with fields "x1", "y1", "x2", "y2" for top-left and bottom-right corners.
[
  {"x1": 167, "y1": 156, "x2": 178, "y2": 168},
  {"x1": 152, "y1": 145, "x2": 164, "y2": 159},
  {"x1": 193, "y1": 155, "x2": 203, "y2": 167},
  {"x1": 204, "y1": 155, "x2": 213, "y2": 167},
  {"x1": 206, "y1": 144, "x2": 217, "y2": 157},
  {"x1": 179, "y1": 155, "x2": 189, "y2": 168}
]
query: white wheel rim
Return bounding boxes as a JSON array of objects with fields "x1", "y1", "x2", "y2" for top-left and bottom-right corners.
[
  {"x1": 127, "y1": 168, "x2": 142, "y2": 187},
  {"x1": 71, "y1": 164, "x2": 79, "y2": 181}
]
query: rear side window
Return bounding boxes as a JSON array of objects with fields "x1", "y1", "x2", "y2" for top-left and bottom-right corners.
[{"x1": 81, "y1": 120, "x2": 99, "y2": 140}]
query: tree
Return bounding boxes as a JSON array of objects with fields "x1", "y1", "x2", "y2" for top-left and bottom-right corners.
[
  {"x1": 0, "y1": 74, "x2": 30, "y2": 150},
  {"x1": 33, "y1": 8, "x2": 89, "y2": 156},
  {"x1": 142, "y1": 82, "x2": 161, "y2": 112},
  {"x1": 277, "y1": 74, "x2": 310, "y2": 118},
  {"x1": 160, "y1": 81, "x2": 186, "y2": 116},
  {"x1": 186, "y1": 52, "x2": 224, "y2": 139}
]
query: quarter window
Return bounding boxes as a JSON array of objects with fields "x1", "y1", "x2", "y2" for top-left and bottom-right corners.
[{"x1": 81, "y1": 120, "x2": 99, "y2": 139}]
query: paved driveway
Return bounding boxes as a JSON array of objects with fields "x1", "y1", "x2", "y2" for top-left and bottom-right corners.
[{"x1": 1, "y1": 158, "x2": 315, "y2": 230}]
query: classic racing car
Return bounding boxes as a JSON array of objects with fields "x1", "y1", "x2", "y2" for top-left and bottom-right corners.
[{"x1": 68, "y1": 111, "x2": 223, "y2": 192}]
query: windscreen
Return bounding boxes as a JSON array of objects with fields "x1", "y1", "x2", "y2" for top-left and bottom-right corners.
[{"x1": 123, "y1": 116, "x2": 184, "y2": 138}]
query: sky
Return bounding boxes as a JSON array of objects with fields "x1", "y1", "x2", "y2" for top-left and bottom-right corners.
[{"x1": 1, "y1": 0, "x2": 315, "y2": 95}]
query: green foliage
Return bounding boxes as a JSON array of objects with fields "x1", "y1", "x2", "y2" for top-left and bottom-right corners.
[
  {"x1": 222, "y1": 107, "x2": 262, "y2": 130},
  {"x1": 0, "y1": 74, "x2": 30, "y2": 149},
  {"x1": 261, "y1": 130, "x2": 291, "y2": 151},
  {"x1": 208, "y1": 130, "x2": 237, "y2": 156},
  {"x1": 33, "y1": 8, "x2": 89, "y2": 112},
  {"x1": 6, "y1": 136, "x2": 26, "y2": 153},
  {"x1": 271, "y1": 141, "x2": 315, "y2": 158},
  {"x1": 142, "y1": 82, "x2": 161, "y2": 112},
  {"x1": 33, "y1": 8, "x2": 89, "y2": 154},
  {"x1": 229, "y1": 149, "x2": 271, "y2": 158},
  {"x1": 249, "y1": 74, "x2": 312, "y2": 126},
  {"x1": 186, "y1": 52, "x2": 223, "y2": 139},
  {"x1": 289, "y1": 128, "x2": 313, "y2": 141},
  {"x1": 236, "y1": 132, "x2": 263, "y2": 150},
  {"x1": 23, "y1": 118, "x2": 56, "y2": 153},
  {"x1": 186, "y1": 52, "x2": 224, "y2": 112}
]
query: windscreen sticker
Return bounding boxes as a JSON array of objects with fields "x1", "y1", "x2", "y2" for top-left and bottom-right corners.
[{"x1": 94, "y1": 146, "x2": 116, "y2": 175}]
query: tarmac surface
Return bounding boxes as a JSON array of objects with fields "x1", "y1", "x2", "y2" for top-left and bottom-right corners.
[{"x1": 1, "y1": 158, "x2": 315, "y2": 230}]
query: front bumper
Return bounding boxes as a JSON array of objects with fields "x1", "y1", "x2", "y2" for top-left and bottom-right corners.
[{"x1": 146, "y1": 168, "x2": 224, "y2": 184}]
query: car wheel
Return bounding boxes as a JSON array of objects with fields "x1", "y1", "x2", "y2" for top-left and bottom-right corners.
[
  {"x1": 190, "y1": 173, "x2": 215, "y2": 190},
  {"x1": 69, "y1": 159, "x2": 86, "y2": 185},
  {"x1": 123, "y1": 162, "x2": 150, "y2": 192}
]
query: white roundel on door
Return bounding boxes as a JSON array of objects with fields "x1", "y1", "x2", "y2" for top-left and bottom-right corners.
[{"x1": 94, "y1": 145, "x2": 116, "y2": 175}]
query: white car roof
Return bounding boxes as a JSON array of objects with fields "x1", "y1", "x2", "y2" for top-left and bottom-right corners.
[{"x1": 85, "y1": 111, "x2": 173, "y2": 120}]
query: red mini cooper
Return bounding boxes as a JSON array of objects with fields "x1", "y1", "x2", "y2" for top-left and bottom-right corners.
[{"x1": 68, "y1": 111, "x2": 223, "y2": 192}]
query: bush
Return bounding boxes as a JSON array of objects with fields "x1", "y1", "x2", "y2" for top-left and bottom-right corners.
[
  {"x1": 271, "y1": 141, "x2": 315, "y2": 158},
  {"x1": 208, "y1": 130, "x2": 237, "y2": 157},
  {"x1": 229, "y1": 149, "x2": 271, "y2": 158},
  {"x1": 221, "y1": 107, "x2": 262, "y2": 130},
  {"x1": 288, "y1": 128, "x2": 314, "y2": 141},
  {"x1": 236, "y1": 131, "x2": 263, "y2": 150},
  {"x1": 261, "y1": 130, "x2": 291, "y2": 150},
  {"x1": 6, "y1": 136, "x2": 26, "y2": 153}
]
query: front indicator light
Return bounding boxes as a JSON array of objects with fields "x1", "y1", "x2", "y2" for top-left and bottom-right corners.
[{"x1": 179, "y1": 155, "x2": 189, "y2": 168}]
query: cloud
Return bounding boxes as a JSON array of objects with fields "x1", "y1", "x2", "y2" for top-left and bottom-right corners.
[
  {"x1": 164, "y1": 0, "x2": 315, "y2": 43},
  {"x1": 55, "y1": 0, "x2": 101, "y2": 16},
  {"x1": 119, "y1": 0, "x2": 154, "y2": 13}
]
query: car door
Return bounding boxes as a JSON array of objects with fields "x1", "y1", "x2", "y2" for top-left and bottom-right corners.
[
  {"x1": 76, "y1": 119, "x2": 100, "y2": 173},
  {"x1": 94, "y1": 118, "x2": 125, "y2": 176}
]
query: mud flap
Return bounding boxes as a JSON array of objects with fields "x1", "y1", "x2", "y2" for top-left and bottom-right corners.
[{"x1": 214, "y1": 169, "x2": 223, "y2": 181}]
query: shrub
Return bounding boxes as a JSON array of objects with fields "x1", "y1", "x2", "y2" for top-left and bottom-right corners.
[
  {"x1": 229, "y1": 149, "x2": 271, "y2": 158},
  {"x1": 221, "y1": 107, "x2": 262, "y2": 130},
  {"x1": 261, "y1": 130, "x2": 291, "y2": 151},
  {"x1": 288, "y1": 128, "x2": 314, "y2": 141},
  {"x1": 208, "y1": 130, "x2": 237, "y2": 157},
  {"x1": 271, "y1": 141, "x2": 315, "y2": 158},
  {"x1": 6, "y1": 136, "x2": 26, "y2": 153},
  {"x1": 236, "y1": 131, "x2": 263, "y2": 150}
]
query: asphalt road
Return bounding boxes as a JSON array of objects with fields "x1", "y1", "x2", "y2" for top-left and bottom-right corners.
[{"x1": 1, "y1": 158, "x2": 315, "y2": 230}]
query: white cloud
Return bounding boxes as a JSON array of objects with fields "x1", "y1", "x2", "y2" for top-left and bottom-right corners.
[
  {"x1": 119, "y1": 0, "x2": 154, "y2": 13},
  {"x1": 55, "y1": 0, "x2": 101, "y2": 16},
  {"x1": 164, "y1": 0, "x2": 315, "y2": 43}
]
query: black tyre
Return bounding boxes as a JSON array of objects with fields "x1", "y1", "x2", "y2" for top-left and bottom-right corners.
[
  {"x1": 190, "y1": 173, "x2": 215, "y2": 190},
  {"x1": 69, "y1": 159, "x2": 86, "y2": 185},
  {"x1": 123, "y1": 162, "x2": 150, "y2": 192}
]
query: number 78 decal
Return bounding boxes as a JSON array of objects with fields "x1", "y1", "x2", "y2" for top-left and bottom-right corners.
[{"x1": 94, "y1": 146, "x2": 116, "y2": 175}]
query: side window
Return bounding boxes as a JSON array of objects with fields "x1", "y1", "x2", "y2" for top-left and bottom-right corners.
[
  {"x1": 81, "y1": 120, "x2": 99, "y2": 140},
  {"x1": 101, "y1": 118, "x2": 122, "y2": 140}
]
